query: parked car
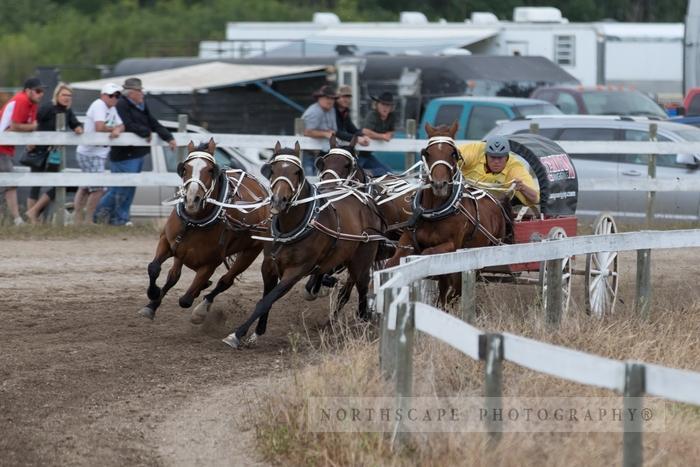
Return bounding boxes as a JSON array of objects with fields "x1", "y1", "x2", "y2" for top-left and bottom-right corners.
[
  {"x1": 16, "y1": 120, "x2": 264, "y2": 219},
  {"x1": 530, "y1": 86, "x2": 668, "y2": 119},
  {"x1": 683, "y1": 87, "x2": 700, "y2": 116},
  {"x1": 374, "y1": 96, "x2": 562, "y2": 170},
  {"x1": 484, "y1": 115, "x2": 700, "y2": 221}
]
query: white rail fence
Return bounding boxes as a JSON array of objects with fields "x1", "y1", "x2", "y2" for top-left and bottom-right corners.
[
  {"x1": 0, "y1": 131, "x2": 699, "y2": 192},
  {"x1": 375, "y1": 229, "x2": 700, "y2": 466}
]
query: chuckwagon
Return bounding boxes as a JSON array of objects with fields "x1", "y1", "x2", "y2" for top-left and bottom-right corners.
[{"x1": 480, "y1": 134, "x2": 619, "y2": 317}]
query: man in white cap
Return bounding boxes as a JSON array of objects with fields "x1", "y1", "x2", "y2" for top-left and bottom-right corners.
[{"x1": 73, "y1": 82, "x2": 124, "y2": 224}]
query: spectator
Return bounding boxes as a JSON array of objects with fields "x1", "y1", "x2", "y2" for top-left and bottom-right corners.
[
  {"x1": 73, "y1": 83, "x2": 124, "y2": 225},
  {"x1": 359, "y1": 91, "x2": 396, "y2": 176},
  {"x1": 0, "y1": 77, "x2": 44, "y2": 226},
  {"x1": 301, "y1": 84, "x2": 338, "y2": 174},
  {"x1": 94, "y1": 77, "x2": 176, "y2": 226},
  {"x1": 25, "y1": 82, "x2": 83, "y2": 224},
  {"x1": 334, "y1": 85, "x2": 369, "y2": 147}
]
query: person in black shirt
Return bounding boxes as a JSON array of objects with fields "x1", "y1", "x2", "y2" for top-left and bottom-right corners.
[
  {"x1": 25, "y1": 83, "x2": 83, "y2": 224},
  {"x1": 94, "y1": 77, "x2": 176, "y2": 225},
  {"x1": 334, "y1": 85, "x2": 370, "y2": 147}
]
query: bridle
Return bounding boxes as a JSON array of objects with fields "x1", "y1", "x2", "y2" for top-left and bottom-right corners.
[
  {"x1": 269, "y1": 154, "x2": 306, "y2": 207},
  {"x1": 318, "y1": 147, "x2": 357, "y2": 183},
  {"x1": 421, "y1": 136, "x2": 461, "y2": 183},
  {"x1": 181, "y1": 150, "x2": 219, "y2": 204}
]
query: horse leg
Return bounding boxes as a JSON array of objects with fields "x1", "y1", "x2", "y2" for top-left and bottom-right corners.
[
  {"x1": 303, "y1": 274, "x2": 323, "y2": 301},
  {"x1": 248, "y1": 256, "x2": 280, "y2": 345},
  {"x1": 191, "y1": 247, "x2": 262, "y2": 324},
  {"x1": 421, "y1": 240, "x2": 456, "y2": 256},
  {"x1": 385, "y1": 232, "x2": 415, "y2": 268},
  {"x1": 222, "y1": 265, "x2": 309, "y2": 349},
  {"x1": 146, "y1": 236, "x2": 172, "y2": 300},
  {"x1": 139, "y1": 257, "x2": 183, "y2": 320},
  {"x1": 179, "y1": 264, "x2": 218, "y2": 309}
]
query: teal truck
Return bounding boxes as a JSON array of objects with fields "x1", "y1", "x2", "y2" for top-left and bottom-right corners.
[{"x1": 375, "y1": 96, "x2": 562, "y2": 170}]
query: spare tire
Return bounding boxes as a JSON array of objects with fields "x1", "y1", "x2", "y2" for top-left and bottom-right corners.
[{"x1": 507, "y1": 134, "x2": 578, "y2": 216}]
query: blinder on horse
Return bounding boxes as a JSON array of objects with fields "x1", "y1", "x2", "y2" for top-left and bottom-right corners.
[
  {"x1": 421, "y1": 136, "x2": 461, "y2": 183},
  {"x1": 178, "y1": 150, "x2": 223, "y2": 205},
  {"x1": 263, "y1": 153, "x2": 308, "y2": 210},
  {"x1": 316, "y1": 147, "x2": 358, "y2": 182}
]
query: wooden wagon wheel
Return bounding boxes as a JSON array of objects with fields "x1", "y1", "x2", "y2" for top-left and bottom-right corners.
[
  {"x1": 539, "y1": 226, "x2": 573, "y2": 315},
  {"x1": 585, "y1": 212, "x2": 619, "y2": 317}
]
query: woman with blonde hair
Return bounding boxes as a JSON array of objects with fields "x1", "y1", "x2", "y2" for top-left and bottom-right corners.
[{"x1": 25, "y1": 82, "x2": 83, "y2": 223}]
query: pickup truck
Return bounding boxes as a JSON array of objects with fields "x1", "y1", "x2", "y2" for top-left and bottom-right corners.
[{"x1": 375, "y1": 96, "x2": 562, "y2": 170}]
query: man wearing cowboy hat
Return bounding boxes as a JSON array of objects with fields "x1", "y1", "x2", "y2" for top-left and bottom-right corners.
[
  {"x1": 95, "y1": 77, "x2": 176, "y2": 225},
  {"x1": 357, "y1": 91, "x2": 396, "y2": 176},
  {"x1": 300, "y1": 84, "x2": 338, "y2": 174}
]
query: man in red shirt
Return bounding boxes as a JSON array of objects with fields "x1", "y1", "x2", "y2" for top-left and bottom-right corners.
[{"x1": 0, "y1": 77, "x2": 44, "y2": 225}]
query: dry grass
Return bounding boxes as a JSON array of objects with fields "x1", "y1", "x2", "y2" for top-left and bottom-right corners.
[{"x1": 249, "y1": 249, "x2": 700, "y2": 466}]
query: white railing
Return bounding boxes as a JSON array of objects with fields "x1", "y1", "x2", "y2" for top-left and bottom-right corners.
[
  {"x1": 0, "y1": 132, "x2": 698, "y2": 197},
  {"x1": 376, "y1": 228, "x2": 700, "y2": 466}
]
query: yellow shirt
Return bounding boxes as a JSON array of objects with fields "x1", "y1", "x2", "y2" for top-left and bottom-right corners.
[{"x1": 457, "y1": 141, "x2": 540, "y2": 205}]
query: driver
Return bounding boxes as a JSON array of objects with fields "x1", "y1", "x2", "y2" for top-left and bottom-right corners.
[{"x1": 458, "y1": 135, "x2": 540, "y2": 206}]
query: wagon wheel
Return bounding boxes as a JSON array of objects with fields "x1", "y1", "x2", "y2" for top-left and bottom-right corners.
[
  {"x1": 585, "y1": 213, "x2": 619, "y2": 317},
  {"x1": 539, "y1": 227, "x2": 573, "y2": 315}
]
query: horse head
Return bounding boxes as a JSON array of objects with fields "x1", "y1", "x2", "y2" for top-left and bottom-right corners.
[
  {"x1": 262, "y1": 141, "x2": 304, "y2": 215},
  {"x1": 316, "y1": 134, "x2": 359, "y2": 183},
  {"x1": 177, "y1": 138, "x2": 222, "y2": 216},
  {"x1": 422, "y1": 122, "x2": 460, "y2": 197}
]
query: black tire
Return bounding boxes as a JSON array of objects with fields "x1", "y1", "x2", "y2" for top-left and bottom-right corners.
[{"x1": 507, "y1": 134, "x2": 578, "y2": 216}]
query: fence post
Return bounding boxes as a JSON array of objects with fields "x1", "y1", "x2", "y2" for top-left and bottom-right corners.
[
  {"x1": 294, "y1": 117, "x2": 305, "y2": 137},
  {"x1": 404, "y1": 118, "x2": 417, "y2": 171},
  {"x1": 545, "y1": 258, "x2": 564, "y2": 326},
  {"x1": 379, "y1": 272, "x2": 397, "y2": 380},
  {"x1": 646, "y1": 123, "x2": 657, "y2": 226},
  {"x1": 54, "y1": 113, "x2": 66, "y2": 226},
  {"x1": 392, "y1": 283, "x2": 416, "y2": 450},
  {"x1": 480, "y1": 333, "x2": 503, "y2": 442},
  {"x1": 176, "y1": 114, "x2": 188, "y2": 164},
  {"x1": 623, "y1": 363, "x2": 645, "y2": 467},
  {"x1": 635, "y1": 249, "x2": 652, "y2": 319},
  {"x1": 529, "y1": 122, "x2": 540, "y2": 135},
  {"x1": 460, "y1": 270, "x2": 476, "y2": 323}
]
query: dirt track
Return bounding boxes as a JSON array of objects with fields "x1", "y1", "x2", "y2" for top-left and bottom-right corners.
[
  {"x1": 1, "y1": 233, "x2": 699, "y2": 466},
  {"x1": 0, "y1": 233, "x2": 333, "y2": 466}
]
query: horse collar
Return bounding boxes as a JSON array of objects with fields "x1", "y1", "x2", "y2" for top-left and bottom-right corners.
[
  {"x1": 412, "y1": 172, "x2": 464, "y2": 221},
  {"x1": 176, "y1": 171, "x2": 230, "y2": 228},
  {"x1": 270, "y1": 184, "x2": 319, "y2": 244}
]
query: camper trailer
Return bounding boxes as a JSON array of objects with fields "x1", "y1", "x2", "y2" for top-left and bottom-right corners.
[{"x1": 204, "y1": 7, "x2": 683, "y2": 99}]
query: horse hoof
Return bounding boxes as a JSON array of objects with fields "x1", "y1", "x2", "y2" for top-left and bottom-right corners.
[
  {"x1": 245, "y1": 333, "x2": 259, "y2": 347},
  {"x1": 138, "y1": 306, "x2": 155, "y2": 320},
  {"x1": 147, "y1": 286, "x2": 161, "y2": 301},
  {"x1": 178, "y1": 296, "x2": 194, "y2": 308},
  {"x1": 317, "y1": 285, "x2": 332, "y2": 298},
  {"x1": 190, "y1": 299, "x2": 211, "y2": 325},
  {"x1": 222, "y1": 333, "x2": 241, "y2": 349},
  {"x1": 303, "y1": 289, "x2": 318, "y2": 302}
]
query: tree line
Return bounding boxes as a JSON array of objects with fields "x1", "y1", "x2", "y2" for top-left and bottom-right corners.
[{"x1": 0, "y1": 0, "x2": 689, "y2": 87}]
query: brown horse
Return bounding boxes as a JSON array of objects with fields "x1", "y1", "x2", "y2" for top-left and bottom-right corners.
[
  {"x1": 316, "y1": 135, "x2": 416, "y2": 241},
  {"x1": 221, "y1": 141, "x2": 384, "y2": 349},
  {"x1": 140, "y1": 139, "x2": 270, "y2": 323},
  {"x1": 386, "y1": 123, "x2": 511, "y2": 304}
]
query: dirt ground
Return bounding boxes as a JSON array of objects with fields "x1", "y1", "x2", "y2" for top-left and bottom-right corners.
[
  {"x1": 0, "y1": 233, "x2": 697, "y2": 466},
  {"x1": 0, "y1": 233, "x2": 335, "y2": 467}
]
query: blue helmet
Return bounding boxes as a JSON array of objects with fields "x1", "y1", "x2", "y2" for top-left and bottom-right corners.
[{"x1": 484, "y1": 135, "x2": 511, "y2": 157}]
